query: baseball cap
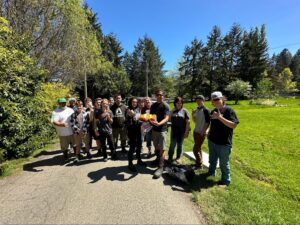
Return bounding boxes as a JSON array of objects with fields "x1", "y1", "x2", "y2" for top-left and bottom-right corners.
[
  {"x1": 195, "y1": 95, "x2": 205, "y2": 101},
  {"x1": 57, "y1": 98, "x2": 67, "y2": 103},
  {"x1": 211, "y1": 91, "x2": 223, "y2": 99}
]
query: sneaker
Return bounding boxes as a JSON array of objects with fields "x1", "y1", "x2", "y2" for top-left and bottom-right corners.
[
  {"x1": 153, "y1": 168, "x2": 163, "y2": 179},
  {"x1": 128, "y1": 164, "x2": 137, "y2": 172},
  {"x1": 217, "y1": 180, "x2": 230, "y2": 186},
  {"x1": 121, "y1": 147, "x2": 127, "y2": 153},
  {"x1": 174, "y1": 158, "x2": 182, "y2": 165},
  {"x1": 103, "y1": 157, "x2": 108, "y2": 162},
  {"x1": 137, "y1": 160, "x2": 147, "y2": 166},
  {"x1": 63, "y1": 151, "x2": 69, "y2": 162},
  {"x1": 73, "y1": 156, "x2": 80, "y2": 164},
  {"x1": 192, "y1": 164, "x2": 203, "y2": 170}
]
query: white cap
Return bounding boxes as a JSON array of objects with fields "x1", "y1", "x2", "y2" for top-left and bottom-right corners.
[{"x1": 211, "y1": 91, "x2": 223, "y2": 99}]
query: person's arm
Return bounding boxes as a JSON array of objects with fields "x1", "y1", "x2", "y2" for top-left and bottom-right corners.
[
  {"x1": 151, "y1": 114, "x2": 169, "y2": 127},
  {"x1": 211, "y1": 109, "x2": 237, "y2": 129}
]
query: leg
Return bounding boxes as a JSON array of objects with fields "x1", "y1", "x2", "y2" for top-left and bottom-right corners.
[
  {"x1": 175, "y1": 133, "x2": 185, "y2": 160},
  {"x1": 100, "y1": 134, "x2": 107, "y2": 159},
  {"x1": 218, "y1": 145, "x2": 232, "y2": 185},
  {"x1": 168, "y1": 130, "x2": 177, "y2": 161},
  {"x1": 112, "y1": 128, "x2": 119, "y2": 149},
  {"x1": 120, "y1": 126, "x2": 127, "y2": 152},
  {"x1": 107, "y1": 133, "x2": 117, "y2": 159},
  {"x1": 193, "y1": 132, "x2": 205, "y2": 167},
  {"x1": 208, "y1": 139, "x2": 218, "y2": 176}
]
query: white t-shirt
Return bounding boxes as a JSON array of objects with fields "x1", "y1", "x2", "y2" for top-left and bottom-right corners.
[{"x1": 51, "y1": 107, "x2": 74, "y2": 136}]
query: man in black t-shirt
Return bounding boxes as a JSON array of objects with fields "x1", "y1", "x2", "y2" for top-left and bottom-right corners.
[
  {"x1": 207, "y1": 91, "x2": 239, "y2": 186},
  {"x1": 150, "y1": 90, "x2": 170, "y2": 179},
  {"x1": 110, "y1": 95, "x2": 128, "y2": 153}
]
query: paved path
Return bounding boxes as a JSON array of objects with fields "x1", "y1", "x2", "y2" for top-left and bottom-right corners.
[{"x1": 0, "y1": 144, "x2": 207, "y2": 225}]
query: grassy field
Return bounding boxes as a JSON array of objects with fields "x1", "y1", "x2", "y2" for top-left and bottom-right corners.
[{"x1": 177, "y1": 97, "x2": 300, "y2": 225}]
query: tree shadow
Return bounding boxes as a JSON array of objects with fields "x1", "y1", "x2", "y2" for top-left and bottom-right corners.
[{"x1": 87, "y1": 164, "x2": 154, "y2": 183}]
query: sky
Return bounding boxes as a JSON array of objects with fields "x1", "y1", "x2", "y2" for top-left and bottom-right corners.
[{"x1": 86, "y1": 0, "x2": 300, "y2": 71}]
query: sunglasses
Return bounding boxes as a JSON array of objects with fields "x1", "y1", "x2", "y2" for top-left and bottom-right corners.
[{"x1": 212, "y1": 98, "x2": 220, "y2": 102}]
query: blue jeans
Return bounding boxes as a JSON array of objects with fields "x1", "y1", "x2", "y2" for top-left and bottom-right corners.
[
  {"x1": 168, "y1": 130, "x2": 185, "y2": 160},
  {"x1": 208, "y1": 139, "x2": 232, "y2": 184}
]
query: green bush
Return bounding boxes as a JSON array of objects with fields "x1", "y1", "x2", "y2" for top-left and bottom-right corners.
[{"x1": 0, "y1": 17, "x2": 70, "y2": 160}]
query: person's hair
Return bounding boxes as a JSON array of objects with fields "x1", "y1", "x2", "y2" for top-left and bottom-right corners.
[
  {"x1": 128, "y1": 97, "x2": 138, "y2": 110},
  {"x1": 114, "y1": 94, "x2": 121, "y2": 99},
  {"x1": 76, "y1": 100, "x2": 83, "y2": 106},
  {"x1": 155, "y1": 89, "x2": 164, "y2": 96},
  {"x1": 101, "y1": 98, "x2": 109, "y2": 112},
  {"x1": 85, "y1": 97, "x2": 92, "y2": 103},
  {"x1": 95, "y1": 97, "x2": 102, "y2": 102},
  {"x1": 174, "y1": 96, "x2": 183, "y2": 108}
]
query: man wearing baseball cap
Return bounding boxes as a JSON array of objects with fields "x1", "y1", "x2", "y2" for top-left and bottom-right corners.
[
  {"x1": 207, "y1": 91, "x2": 239, "y2": 186},
  {"x1": 51, "y1": 98, "x2": 75, "y2": 162}
]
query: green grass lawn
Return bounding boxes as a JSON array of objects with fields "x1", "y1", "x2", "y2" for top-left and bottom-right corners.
[{"x1": 176, "y1": 97, "x2": 300, "y2": 225}]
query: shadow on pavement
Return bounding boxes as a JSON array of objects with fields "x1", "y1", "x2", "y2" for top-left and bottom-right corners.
[
  {"x1": 23, "y1": 155, "x2": 64, "y2": 172},
  {"x1": 88, "y1": 164, "x2": 154, "y2": 183},
  {"x1": 34, "y1": 149, "x2": 62, "y2": 158}
]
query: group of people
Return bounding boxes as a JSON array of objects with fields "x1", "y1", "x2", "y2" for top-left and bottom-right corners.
[{"x1": 51, "y1": 89, "x2": 239, "y2": 185}]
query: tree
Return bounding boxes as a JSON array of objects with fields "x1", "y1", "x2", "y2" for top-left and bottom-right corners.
[
  {"x1": 275, "y1": 48, "x2": 292, "y2": 73},
  {"x1": 290, "y1": 49, "x2": 300, "y2": 90},
  {"x1": 237, "y1": 25, "x2": 269, "y2": 87},
  {"x1": 123, "y1": 35, "x2": 165, "y2": 96},
  {"x1": 225, "y1": 79, "x2": 252, "y2": 104},
  {"x1": 178, "y1": 38, "x2": 208, "y2": 100},
  {"x1": 276, "y1": 68, "x2": 298, "y2": 94}
]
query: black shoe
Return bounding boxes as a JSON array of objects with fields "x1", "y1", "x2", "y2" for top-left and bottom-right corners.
[
  {"x1": 217, "y1": 180, "x2": 230, "y2": 186},
  {"x1": 111, "y1": 154, "x2": 118, "y2": 160},
  {"x1": 137, "y1": 160, "x2": 147, "y2": 166},
  {"x1": 96, "y1": 150, "x2": 102, "y2": 157},
  {"x1": 63, "y1": 151, "x2": 69, "y2": 162},
  {"x1": 153, "y1": 168, "x2": 163, "y2": 179},
  {"x1": 128, "y1": 164, "x2": 137, "y2": 172},
  {"x1": 86, "y1": 150, "x2": 92, "y2": 159},
  {"x1": 192, "y1": 164, "x2": 203, "y2": 170},
  {"x1": 147, "y1": 152, "x2": 152, "y2": 159},
  {"x1": 103, "y1": 157, "x2": 108, "y2": 162},
  {"x1": 73, "y1": 156, "x2": 80, "y2": 164},
  {"x1": 121, "y1": 147, "x2": 127, "y2": 153},
  {"x1": 150, "y1": 158, "x2": 159, "y2": 166}
]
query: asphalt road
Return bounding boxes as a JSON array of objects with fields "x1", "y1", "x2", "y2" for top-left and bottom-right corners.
[{"x1": 0, "y1": 143, "x2": 207, "y2": 225}]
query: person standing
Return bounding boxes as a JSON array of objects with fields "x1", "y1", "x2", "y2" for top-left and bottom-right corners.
[
  {"x1": 192, "y1": 95, "x2": 211, "y2": 169},
  {"x1": 70, "y1": 100, "x2": 92, "y2": 163},
  {"x1": 141, "y1": 97, "x2": 153, "y2": 158},
  {"x1": 168, "y1": 97, "x2": 190, "y2": 164},
  {"x1": 150, "y1": 90, "x2": 170, "y2": 179},
  {"x1": 126, "y1": 98, "x2": 147, "y2": 172},
  {"x1": 51, "y1": 98, "x2": 75, "y2": 162},
  {"x1": 95, "y1": 99, "x2": 117, "y2": 161},
  {"x1": 93, "y1": 98, "x2": 102, "y2": 156},
  {"x1": 208, "y1": 91, "x2": 239, "y2": 186},
  {"x1": 110, "y1": 95, "x2": 127, "y2": 153}
]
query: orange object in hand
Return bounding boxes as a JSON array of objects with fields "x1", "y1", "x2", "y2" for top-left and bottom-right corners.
[{"x1": 139, "y1": 114, "x2": 156, "y2": 121}]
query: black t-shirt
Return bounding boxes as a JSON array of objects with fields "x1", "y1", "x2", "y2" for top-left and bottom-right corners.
[
  {"x1": 208, "y1": 106, "x2": 239, "y2": 146},
  {"x1": 150, "y1": 101, "x2": 170, "y2": 132},
  {"x1": 96, "y1": 109, "x2": 113, "y2": 134},
  {"x1": 110, "y1": 103, "x2": 127, "y2": 128},
  {"x1": 170, "y1": 108, "x2": 190, "y2": 134}
]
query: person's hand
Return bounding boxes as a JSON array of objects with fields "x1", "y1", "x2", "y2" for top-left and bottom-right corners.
[
  {"x1": 150, "y1": 120, "x2": 159, "y2": 127},
  {"x1": 211, "y1": 109, "x2": 222, "y2": 120}
]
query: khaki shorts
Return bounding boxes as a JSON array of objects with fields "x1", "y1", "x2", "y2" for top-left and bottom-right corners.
[
  {"x1": 73, "y1": 133, "x2": 90, "y2": 148},
  {"x1": 59, "y1": 135, "x2": 75, "y2": 152},
  {"x1": 152, "y1": 131, "x2": 167, "y2": 150}
]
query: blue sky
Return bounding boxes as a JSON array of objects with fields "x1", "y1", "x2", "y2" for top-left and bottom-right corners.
[{"x1": 86, "y1": 0, "x2": 300, "y2": 71}]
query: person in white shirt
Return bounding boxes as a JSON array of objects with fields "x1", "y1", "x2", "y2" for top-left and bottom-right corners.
[{"x1": 51, "y1": 98, "x2": 75, "y2": 162}]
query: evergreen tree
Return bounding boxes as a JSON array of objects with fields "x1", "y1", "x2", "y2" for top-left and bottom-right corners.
[
  {"x1": 237, "y1": 25, "x2": 268, "y2": 87},
  {"x1": 205, "y1": 25, "x2": 224, "y2": 94},
  {"x1": 290, "y1": 49, "x2": 300, "y2": 90},
  {"x1": 275, "y1": 48, "x2": 292, "y2": 73},
  {"x1": 123, "y1": 35, "x2": 165, "y2": 96}
]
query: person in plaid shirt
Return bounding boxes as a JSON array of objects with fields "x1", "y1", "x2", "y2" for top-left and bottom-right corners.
[{"x1": 70, "y1": 100, "x2": 92, "y2": 163}]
